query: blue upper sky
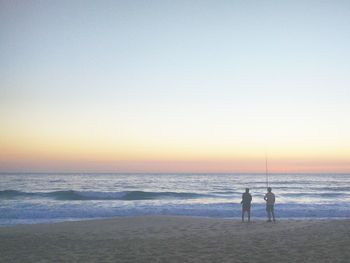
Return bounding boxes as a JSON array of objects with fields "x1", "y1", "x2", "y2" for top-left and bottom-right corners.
[{"x1": 1, "y1": 1, "x2": 350, "y2": 172}]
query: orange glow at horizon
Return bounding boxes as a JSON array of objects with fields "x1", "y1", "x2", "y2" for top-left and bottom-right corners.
[
  {"x1": 1, "y1": 101, "x2": 350, "y2": 173},
  {"x1": 1, "y1": 157, "x2": 350, "y2": 173},
  {"x1": 1, "y1": 137, "x2": 349, "y2": 173}
]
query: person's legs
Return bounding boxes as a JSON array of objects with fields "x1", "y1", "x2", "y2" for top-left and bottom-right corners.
[
  {"x1": 266, "y1": 205, "x2": 272, "y2": 222},
  {"x1": 271, "y1": 206, "x2": 275, "y2": 222},
  {"x1": 247, "y1": 208, "x2": 251, "y2": 222},
  {"x1": 242, "y1": 208, "x2": 245, "y2": 222}
]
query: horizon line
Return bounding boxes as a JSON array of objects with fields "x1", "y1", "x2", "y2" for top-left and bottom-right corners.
[{"x1": 0, "y1": 171, "x2": 349, "y2": 175}]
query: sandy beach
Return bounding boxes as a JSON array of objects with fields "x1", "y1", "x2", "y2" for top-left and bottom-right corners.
[{"x1": 0, "y1": 216, "x2": 349, "y2": 263}]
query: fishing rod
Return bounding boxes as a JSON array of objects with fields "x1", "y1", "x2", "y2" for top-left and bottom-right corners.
[{"x1": 265, "y1": 153, "x2": 269, "y2": 188}]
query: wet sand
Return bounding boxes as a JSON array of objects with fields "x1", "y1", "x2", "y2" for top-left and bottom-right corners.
[{"x1": 0, "y1": 216, "x2": 349, "y2": 263}]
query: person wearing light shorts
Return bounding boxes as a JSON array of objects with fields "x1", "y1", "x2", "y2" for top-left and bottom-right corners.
[{"x1": 264, "y1": 187, "x2": 275, "y2": 222}]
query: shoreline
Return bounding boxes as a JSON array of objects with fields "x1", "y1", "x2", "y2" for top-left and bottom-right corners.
[
  {"x1": 2, "y1": 215, "x2": 349, "y2": 228},
  {"x1": 1, "y1": 216, "x2": 349, "y2": 262}
]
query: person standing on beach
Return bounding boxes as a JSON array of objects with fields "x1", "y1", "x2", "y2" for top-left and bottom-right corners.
[
  {"x1": 264, "y1": 187, "x2": 276, "y2": 222},
  {"x1": 241, "y1": 188, "x2": 252, "y2": 222}
]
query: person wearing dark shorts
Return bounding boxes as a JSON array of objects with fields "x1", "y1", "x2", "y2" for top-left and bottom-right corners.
[{"x1": 241, "y1": 188, "x2": 252, "y2": 222}]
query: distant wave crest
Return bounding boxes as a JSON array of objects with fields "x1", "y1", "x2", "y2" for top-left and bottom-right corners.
[{"x1": 0, "y1": 190, "x2": 211, "y2": 201}]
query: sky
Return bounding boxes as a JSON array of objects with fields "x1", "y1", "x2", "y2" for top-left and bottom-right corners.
[{"x1": 1, "y1": 0, "x2": 350, "y2": 173}]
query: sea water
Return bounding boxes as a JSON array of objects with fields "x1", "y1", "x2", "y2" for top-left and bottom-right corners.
[{"x1": 0, "y1": 173, "x2": 349, "y2": 225}]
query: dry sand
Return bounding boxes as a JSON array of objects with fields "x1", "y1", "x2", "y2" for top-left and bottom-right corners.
[{"x1": 0, "y1": 216, "x2": 349, "y2": 263}]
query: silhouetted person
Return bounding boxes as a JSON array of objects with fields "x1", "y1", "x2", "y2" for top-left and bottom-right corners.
[
  {"x1": 241, "y1": 188, "x2": 252, "y2": 222},
  {"x1": 264, "y1": 187, "x2": 275, "y2": 222}
]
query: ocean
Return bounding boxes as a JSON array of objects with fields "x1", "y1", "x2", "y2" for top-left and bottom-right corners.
[{"x1": 0, "y1": 173, "x2": 349, "y2": 225}]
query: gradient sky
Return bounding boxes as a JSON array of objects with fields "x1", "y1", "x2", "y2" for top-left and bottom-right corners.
[{"x1": 1, "y1": 0, "x2": 350, "y2": 172}]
